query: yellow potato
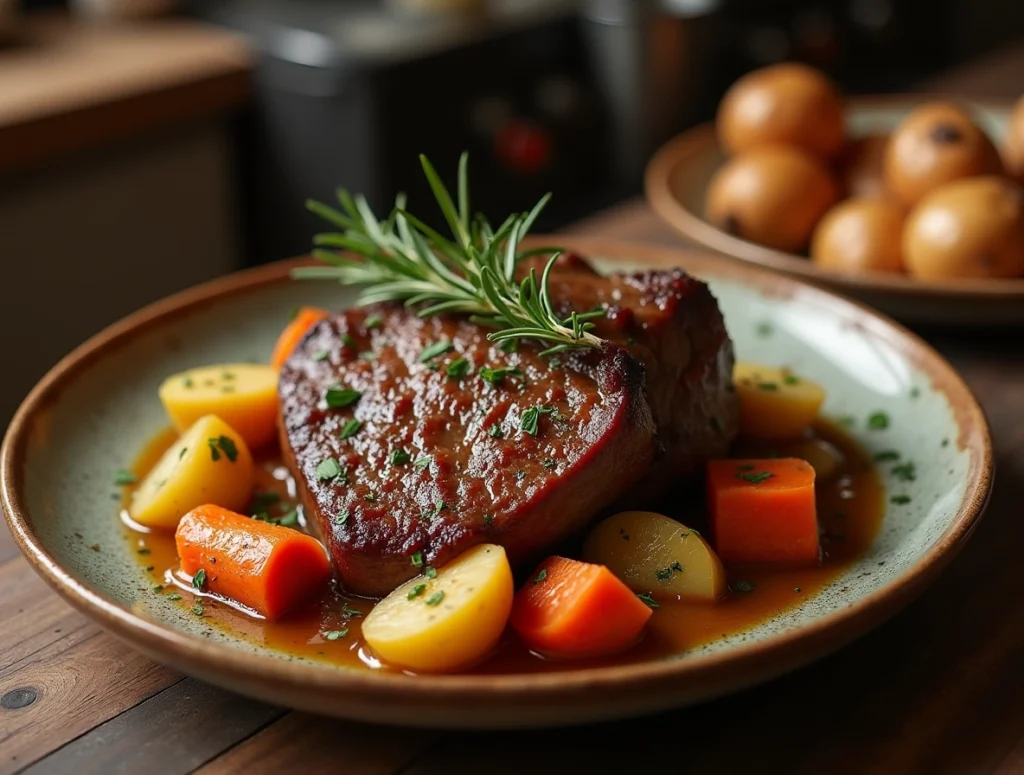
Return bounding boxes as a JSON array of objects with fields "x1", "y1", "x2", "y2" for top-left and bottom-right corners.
[
  {"x1": 159, "y1": 364, "x2": 279, "y2": 451},
  {"x1": 734, "y1": 362, "x2": 826, "y2": 439},
  {"x1": 362, "y1": 544, "x2": 514, "y2": 673},
  {"x1": 130, "y1": 415, "x2": 255, "y2": 529},
  {"x1": 583, "y1": 511, "x2": 726, "y2": 602}
]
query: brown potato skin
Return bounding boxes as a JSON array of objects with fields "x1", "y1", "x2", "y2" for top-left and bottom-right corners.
[
  {"x1": 811, "y1": 198, "x2": 905, "y2": 274},
  {"x1": 902, "y1": 176, "x2": 1024, "y2": 279},
  {"x1": 706, "y1": 146, "x2": 840, "y2": 252},
  {"x1": 1004, "y1": 96, "x2": 1024, "y2": 185},
  {"x1": 841, "y1": 133, "x2": 892, "y2": 200},
  {"x1": 717, "y1": 63, "x2": 846, "y2": 160},
  {"x1": 884, "y1": 102, "x2": 1003, "y2": 207}
]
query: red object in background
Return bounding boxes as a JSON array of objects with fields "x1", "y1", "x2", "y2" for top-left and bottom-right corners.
[{"x1": 495, "y1": 119, "x2": 553, "y2": 176}]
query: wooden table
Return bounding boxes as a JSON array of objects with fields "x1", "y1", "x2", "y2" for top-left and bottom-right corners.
[{"x1": 4, "y1": 46, "x2": 1024, "y2": 775}]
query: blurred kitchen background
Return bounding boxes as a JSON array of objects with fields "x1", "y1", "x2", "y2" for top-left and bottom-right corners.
[{"x1": 1, "y1": 0, "x2": 1023, "y2": 425}]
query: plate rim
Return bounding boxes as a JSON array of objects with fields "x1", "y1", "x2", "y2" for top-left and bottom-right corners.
[
  {"x1": 644, "y1": 93, "x2": 1024, "y2": 300},
  {"x1": 0, "y1": 239, "x2": 994, "y2": 724}
]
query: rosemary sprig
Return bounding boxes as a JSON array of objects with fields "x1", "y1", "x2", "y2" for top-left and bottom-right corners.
[{"x1": 291, "y1": 153, "x2": 604, "y2": 356}]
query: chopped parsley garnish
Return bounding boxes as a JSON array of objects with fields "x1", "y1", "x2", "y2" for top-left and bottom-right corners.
[
  {"x1": 655, "y1": 561, "x2": 684, "y2": 581},
  {"x1": 520, "y1": 405, "x2": 556, "y2": 437},
  {"x1": 488, "y1": 425, "x2": 504, "y2": 439},
  {"x1": 407, "y1": 584, "x2": 427, "y2": 600},
  {"x1": 151, "y1": 584, "x2": 164, "y2": 593},
  {"x1": 837, "y1": 415, "x2": 856, "y2": 428},
  {"x1": 365, "y1": 313, "x2": 383, "y2": 329},
  {"x1": 483, "y1": 514, "x2": 495, "y2": 527},
  {"x1": 891, "y1": 494, "x2": 912, "y2": 505},
  {"x1": 411, "y1": 551, "x2": 424, "y2": 567},
  {"x1": 420, "y1": 340, "x2": 454, "y2": 362},
  {"x1": 339, "y1": 419, "x2": 362, "y2": 440},
  {"x1": 360, "y1": 351, "x2": 375, "y2": 362},
  {"x1": 423, "y1": 499, "x2": 447, "y2": 521},
  {"x1": 325, "y1": 385, "x2": 362, "y2": 409},
  {"x1": 498, "y1": 339, "x2": 517, "y2": 353},
  {"x1": 867, "y1": 411, "x2": 890, "y2": 430},
  {"x1": 277, "y1": 509, "x2": 299, "y2": 527},
  {"x1": 136, "y1": 547, "x2": 151, "y2": 556},
  {"x1": 192, "y1": 569, "x2": 207, "y2": 590},
  {"x1": 891, "y1": 461, "x2": 916, "y2": 482},
  {"x1": 783, "y1": 373, "x2": 800, "y2": 385},
  {"x1": 315, "y1": 457, "x2": 343, "y2": 481},
  {"x1": 312, "y1": 349, "x2": 330, "y2": 362},
  {"x1": 733, "y1": 580, "x2": 755, "y2": 593},
  {"x1": 548, "y1": 356, "x2": 562, "y2": 369},
  {"x1": 480, "y1": 366, "x2": 524, "y2": 386},
  {"x1": 221, "y1": 371, "x2": 235, "y2": 381},
  {"x1": 756, "y1": 322, "x2": 773, "y2": 338},
  {"x1": 737, "y1": 469, "x2": 773, "y2": 484},
  {"x1": 873, "y1": 450, "x2": 901, "y2": 463},
  {"x1": 335, "y1": 509, "x2": 350, "y2": 526},
  {"x1": 515, "y1": 470, "x2": 526, "y2": 481},
  {"x1": 178, "y1": 447, "x2": 188, "y2": 460},
  {"x1": 191, "y1": 600, "x2": 205, "y2": 617},
  {"x1": 532, "y1": 569, "x2": 548, "y2": 585},
  {"x1": 324, "y1": 629, "x2": 348, "y2": 641},
  {"x1": 446, "y1": 358, "x2": 471, "y2": 380},
  {"x1": 341, "y1": 604, "x2": 362, "y2": 619},
  {"x1": 342, "y1": 333, "x2": 356, "y2": 349},
  {"x1": 207, "y1": 435, "x2": 239, "y2": 463},
  {"x1": 364, "y1": 492, "x2": 377, "y2": 503},
  {"x1": 425, "y1": 566, "x2": 438, "y2": 579},
  {"x1": 390, "y1": 449, "x2": 411, "y2": 466},
  {"x1": 757, "y1": 382, "x2": 779, "y2": 391},
  {"x1": 413, "y1": 456, "x2": 431, "y2": 470},
  {"x1": 425, "y1": 591, "x2": 445, "y2": 606},
  {"x1": 166, "y1": 593, "x2": 182, "y2": 601},
  {"x1": 114, "y1": 469, "x2": 137, "y2": 486},
  {"x1": 637, "y1": 592, "x2": 659, "y2": 609},
  {"x1": 541, "y1": 458, "x2": 556, "y2": 470},
  {"x1": 910, "y1": 387, "x2": 921, "y2": 399},
  {"x1": 941, "y1": 438, "x2": 950, "y2": 448},
  {"x1": 183, "y1": 377, "x2": 194, "y2": 389}
]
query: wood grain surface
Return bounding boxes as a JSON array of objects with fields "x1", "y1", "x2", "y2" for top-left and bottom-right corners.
[{"x1": 2, "y1": 44, "x2": 1024, "y2": 775}]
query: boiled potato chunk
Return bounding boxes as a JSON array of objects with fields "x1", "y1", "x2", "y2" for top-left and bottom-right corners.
[
  {"x1": 129, "y1": 415, "x2": 254, "y2": 529},
  {"x1": 362, "y1": 544, "x2": 514, "y2": 673},
  {"x1": 734, "y1": 362, "x2": 826, "y2": 439},
  {"x1": 159, "y1": 364, "x2": 279, "y2": 450},
  {"x1": 583, "y1": 511, "x2": 726, "y2": 602}
]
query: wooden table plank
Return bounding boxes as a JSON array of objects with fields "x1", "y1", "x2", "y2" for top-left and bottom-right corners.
[
  {"x1": 195, "y1": 713, "x2": 438, "y2": 775},
  {"x1": 20, "y1": 679, "x2": 284, "y2": 775}
]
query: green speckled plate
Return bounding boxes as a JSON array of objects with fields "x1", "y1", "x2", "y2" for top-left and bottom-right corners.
[{"x1": 0, "y1": 239, "x2": 993, "y2": 728}]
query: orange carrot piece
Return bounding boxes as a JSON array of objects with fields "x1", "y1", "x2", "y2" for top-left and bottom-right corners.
[
  {"x1": 509, "y1": 556, "x2": 653, "y2": 658},
  {"x1": 270, "y1": 307, "x2": 329, "y2": 368},
  {"x1": 707, "y1": 458, "x2": 820, "y2": 565},
  {"x1": 175, "y1": 504, "x2": 332, "y2": 619}
]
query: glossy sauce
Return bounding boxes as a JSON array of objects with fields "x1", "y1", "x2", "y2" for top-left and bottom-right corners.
[{"x1": 122, "y1": 421, "x2": 883, "y2": 675}]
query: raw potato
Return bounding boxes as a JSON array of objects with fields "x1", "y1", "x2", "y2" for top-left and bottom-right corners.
[
  {"x1": 362, "y1": 544, "x2": 514, "y2": 673},
  {"x1": 734, "y1": 363, "x2": 826, "y2": 439},
  {"x1": 705, "y1": 147, "x2": 840, "y2": 252},
  {"x1": 583, "y1": 511, "x2": 726, "y2": 602},
  {"x1": 130, "y1": 415, "x2": 255, "y2": 529},
  {"x1": 159, "y1": 364, "x2": 279, "y2": 450}
]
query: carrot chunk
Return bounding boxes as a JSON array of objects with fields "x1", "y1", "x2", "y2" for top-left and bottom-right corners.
[
  {"x1": 509, "y1": 556, "x2": 653, "y2": 658},
  {"x1": 707, "y1": 458, "x2": 820, "y2": 565},
  {"x1": 175, "y1": 504, "x2": 332, "y2": 619},
  {"x1": 270, "y1": 307, "x2": 329, "y2": 368}
]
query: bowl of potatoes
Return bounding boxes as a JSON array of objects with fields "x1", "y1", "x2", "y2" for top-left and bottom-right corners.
[{"x1": 645, "y1": 62, "x2": 1024, "y2": 324}]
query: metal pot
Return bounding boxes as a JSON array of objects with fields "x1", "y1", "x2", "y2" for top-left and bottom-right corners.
[{"x1": 581, "y1": 0, "x2": 723, "y2": 186}]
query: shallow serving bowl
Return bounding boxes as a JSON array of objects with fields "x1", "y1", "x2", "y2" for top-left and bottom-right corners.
[
  {"x1": 1, "y1": 238, "x2": 993, "y2": 728},
  {"x1": 645, "y1": 95, "x2": 1024, "y2": 325}
]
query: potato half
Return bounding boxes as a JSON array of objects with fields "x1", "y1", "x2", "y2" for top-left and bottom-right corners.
[
  {"x1": 362, "y1": 543, "x2": 514, "y2": 673},
  {"x1": 583, "y1": 511, "x2": 726, "y2": 602},
  {"x1": 129, "y1": 414, "x2": 255, "y2": 529}
]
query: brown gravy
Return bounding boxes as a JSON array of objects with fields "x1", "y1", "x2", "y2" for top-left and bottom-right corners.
[{"x1": 121, "y1": 421, "x2": 883, "y2": 675}]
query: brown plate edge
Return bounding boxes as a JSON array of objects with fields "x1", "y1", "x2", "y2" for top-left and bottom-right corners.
[
  {"x1": 644, "y1": 94, "x2": 1024, "y2": 301},
  {"x1": 0, "y1": 239, "x2": 995, "y2": 729}
]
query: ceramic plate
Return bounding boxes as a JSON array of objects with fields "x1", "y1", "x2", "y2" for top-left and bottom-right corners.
[
  {"x1": 1, "y1": 239, "x2": 992, "y2": 729},
  {"x1": 645, "y1": 96, "x2": 1024, "y2": 325}
]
